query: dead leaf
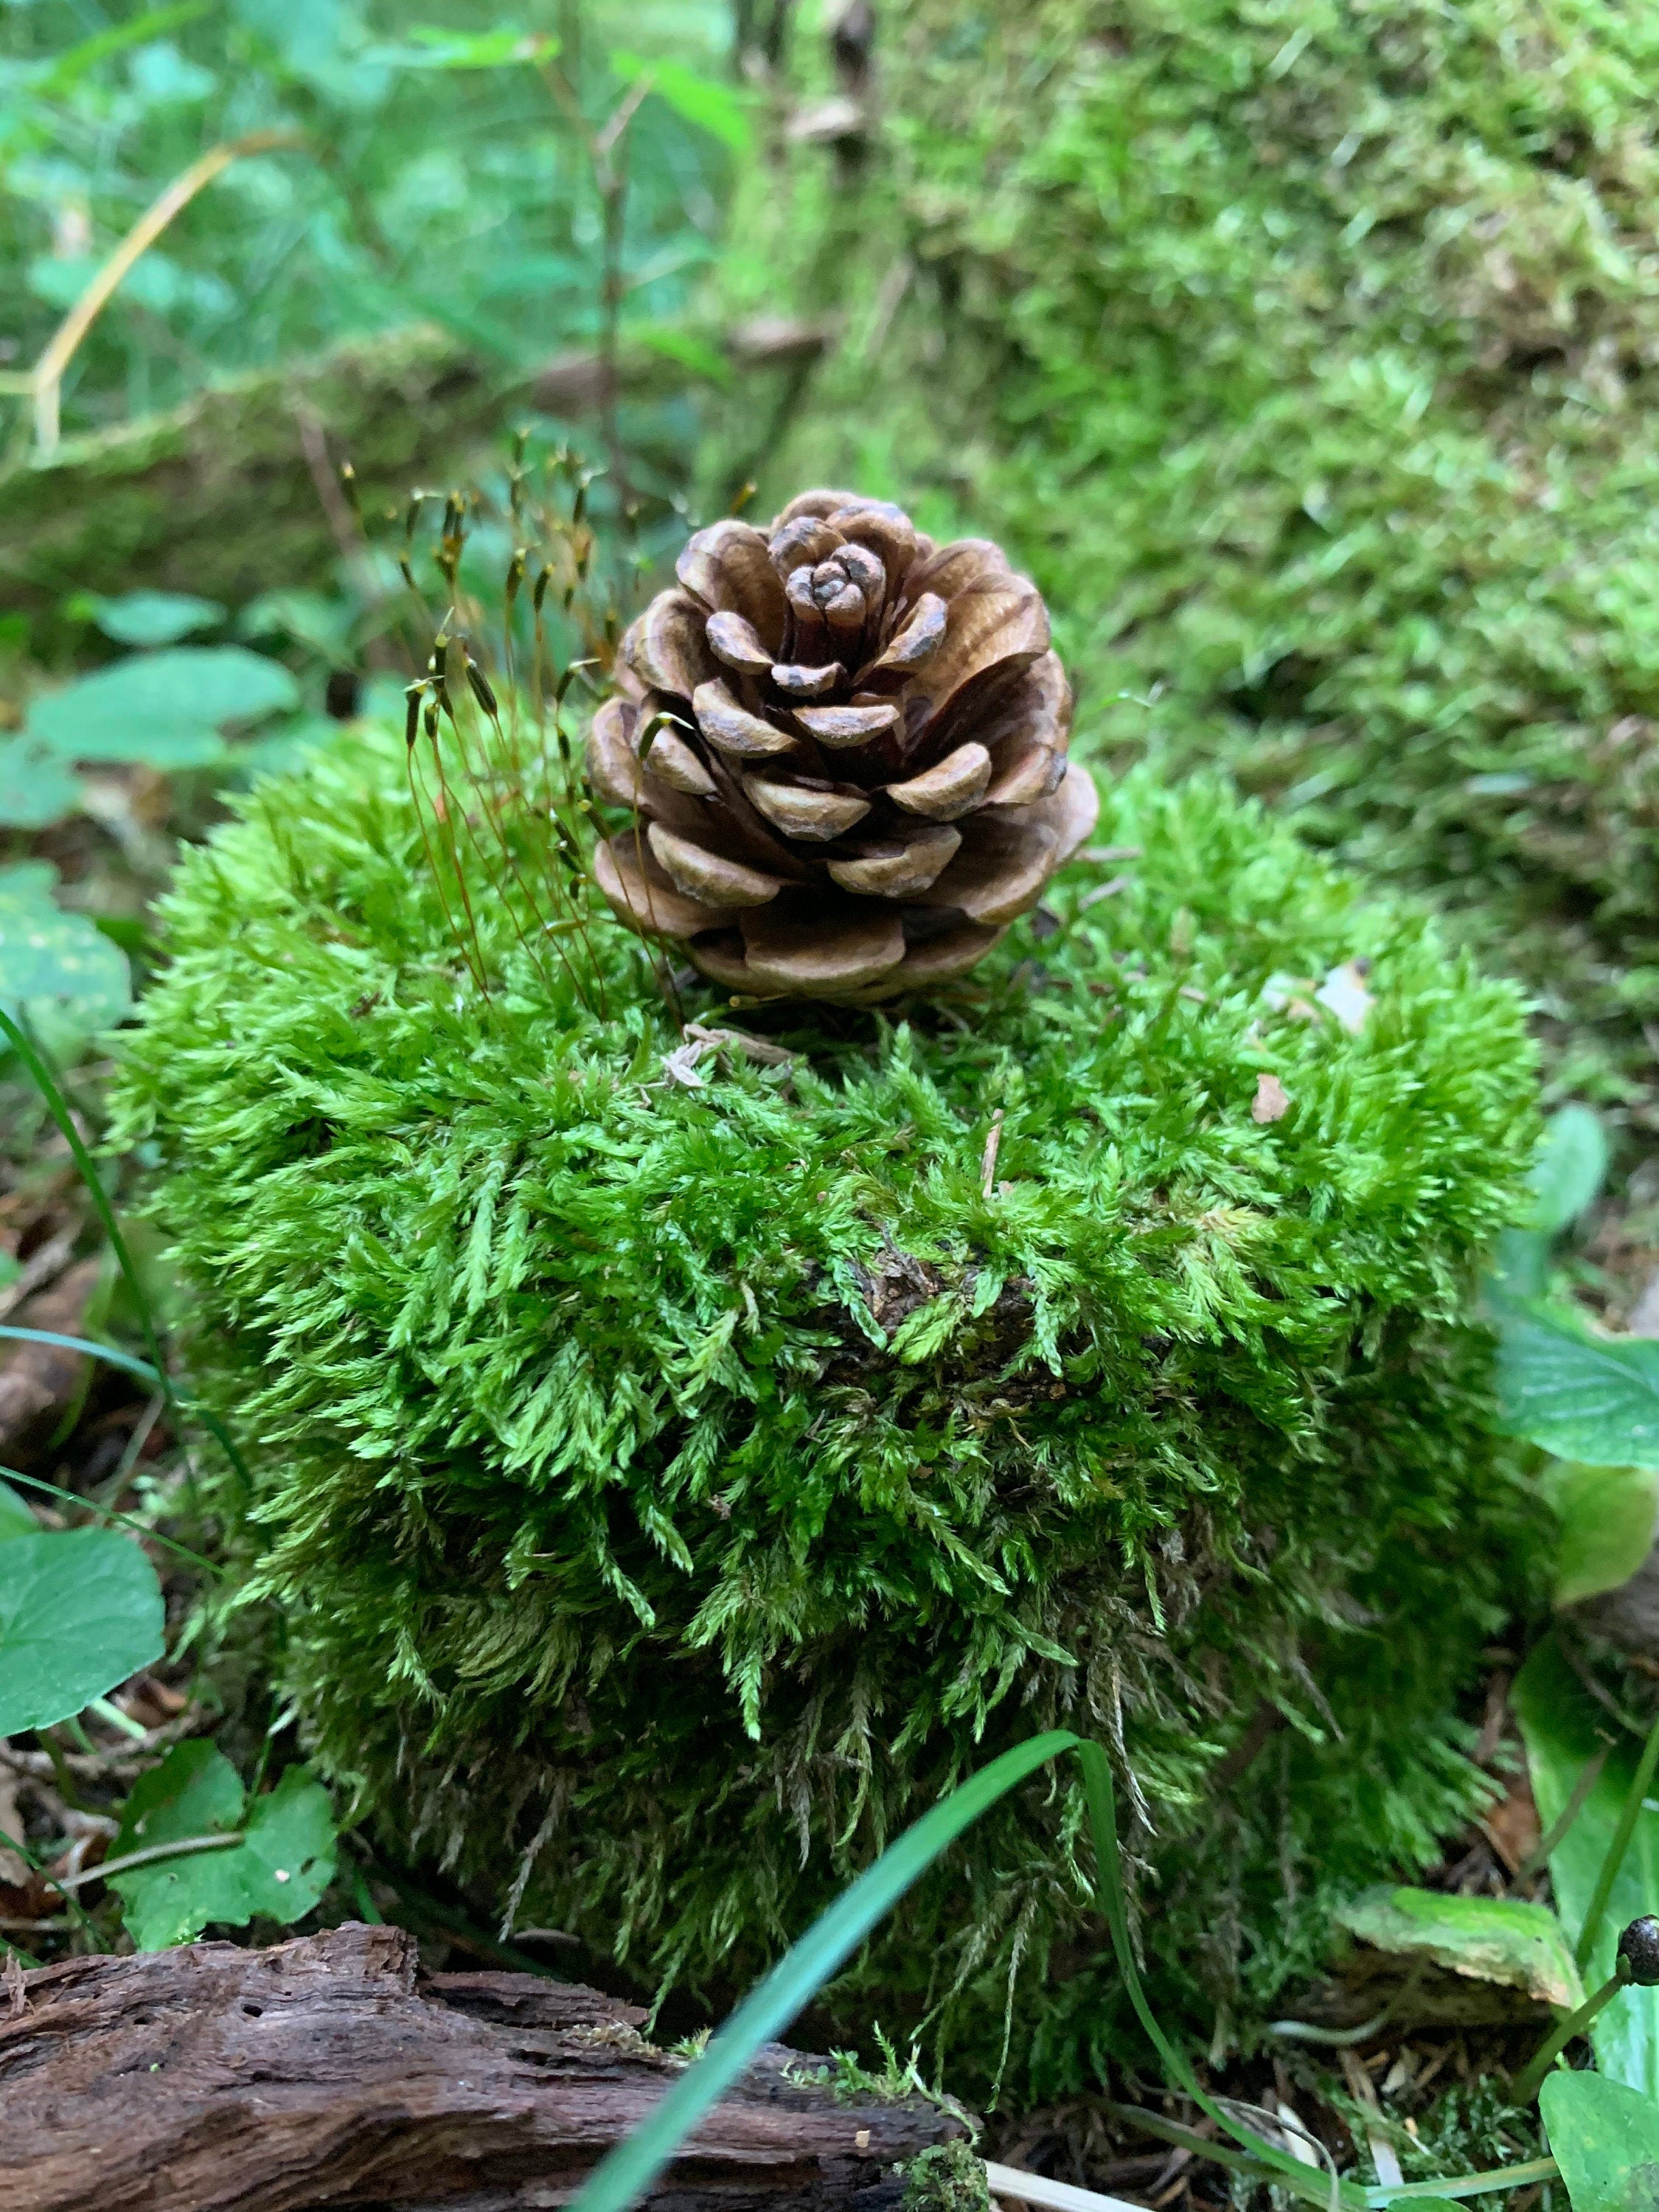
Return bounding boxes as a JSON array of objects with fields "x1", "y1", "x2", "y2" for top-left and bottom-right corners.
[
  {"x1": 1315, "y1": 959, "x2": 1374, "y2": 1034},
  {"x1": 1253, "y1": 1074, "x2": 1291, "y2": 1124}
]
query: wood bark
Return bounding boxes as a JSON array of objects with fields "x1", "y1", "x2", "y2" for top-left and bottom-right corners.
[{"x1": 4, "y1": 1921, "x2": 965, "y2": 2212}]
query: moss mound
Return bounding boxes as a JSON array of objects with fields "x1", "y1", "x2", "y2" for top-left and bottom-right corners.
[
  {"x1": 712, "y1": 0, "x2": 1659, "y2": 1124},
  {"x1": 115, "y1": 722, "x2": 1543, "y2": 2098}
]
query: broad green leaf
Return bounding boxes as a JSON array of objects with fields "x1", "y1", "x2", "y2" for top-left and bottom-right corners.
[
  {"x1": 611, "y1": 52, "x2": 751, "y2": 151},
  {"x1": 111, "y1": 1740, "x2": 247, "y2": 1950},
  {"x1": 1540, "y1": 2070, "x2": 1659, "y2": 2211},
  {"x1": 0, "y1": 862, "x2": 132, "y2": 1033},
  {"x1": 235, "y1": 715, "x2": 341, "y2": 781},
  {"x1": 1337, "y1": 1885, "x2": 1585, "y2": 2010},
  {"x1": 1496, "y1": 1300, "x2": 1659, "y2": 1467},
  {"x1": 111, "y1": 1742, "x2": 336, "y2": 1948},
  {"x1": 72, "y1": 591, "x2": 226, "y2": 647},
  {"x1": 0, "y1": 737, "x2": 80, "y2": 830},
  {"x1": 1543, "y1": 1462, "x2": 1659, "y2": 1608},
  {"x1": 1532, "y1": 1106, "x2": 1609, "y2": 1234},
  {"x1": 1516, "y1": 1636, "x2": 1659, "y2": 2096},
  {"x1": 25, "y1": 647, "x2": 300, "y2": 768},
  {"x1": 236, "y1": 588, "x2": 354, "y2": 659},
  {"x1": 0, "y1": 1482, "x2": 38, "y2": 1542},
  {"x1": 237, "y1": 1764, "x2": 337, "y2": 1919},
  {"x1": 0, "y1": 1527, "x2": 164, "y2": 1735}
]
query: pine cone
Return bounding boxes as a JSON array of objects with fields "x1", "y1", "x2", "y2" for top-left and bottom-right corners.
[{"x1": 588, "y1": 490, "x2": 1099, "y2": 1001}]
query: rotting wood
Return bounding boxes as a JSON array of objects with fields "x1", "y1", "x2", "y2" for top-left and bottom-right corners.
[
  {"x1": 4, "y1": 1921, "x2": 966, "y2": 2212},
  {"x1": 0, "y1": 317, "x2": 835, "y2": 636}
]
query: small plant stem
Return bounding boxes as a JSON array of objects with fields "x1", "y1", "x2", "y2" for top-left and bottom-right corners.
[
  {"x1": 28, "y1": 129, "x2": 306, "y2": 454},
  {"x1": 1573, "y1": 1706, "x2": 1659, "y2": 1971},
  {"x1": 88, "y1": 1697, "x2": 149, "y2": 1742},
  {"x1": 54, "y1": 1832, "x2": 244, "y2": 1894},
  {"x1": 1516, "y1": 1742, "x2": 1609, "y2": 1883},
  {"x1": 1512, "y1": 1961, "x2": 1632, "y2": 2103}
]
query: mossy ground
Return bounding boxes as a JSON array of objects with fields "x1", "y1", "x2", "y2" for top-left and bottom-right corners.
[
  {"x1": 114, "y1": 717, "x2": 1545, "y2": 2100},
  {"x1": 709, "y1": 0, "x2": 1659, "y2": 1135}
]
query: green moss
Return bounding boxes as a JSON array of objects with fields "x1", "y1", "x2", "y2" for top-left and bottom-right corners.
[
  {"x1": 114, "y1": 720, "x2": 1543, "y2": 2099},
  {"x1": 902, "y1": 2140, "x2": 991, "y2": 2212},
  {"x1": 708, "y1": 0, "x2": 1659, "y2": 1127}
]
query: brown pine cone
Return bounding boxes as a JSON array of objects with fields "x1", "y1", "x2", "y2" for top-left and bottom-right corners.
[{"x1": 587, "y1": 490, "x2": 1098, "y2": 1001}]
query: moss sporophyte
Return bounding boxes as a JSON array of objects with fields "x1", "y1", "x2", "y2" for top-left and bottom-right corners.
[{"x1": 114, "y1": 644, "x2": 1542, "y2": 2097}]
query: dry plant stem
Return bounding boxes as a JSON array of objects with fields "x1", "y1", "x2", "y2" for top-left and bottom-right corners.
[
  {"x1": 29, "y1": 130, "x2": 307, "y2": 456},
  {"x1": 985, "y1": 2161, "x2": 1147, "y2": 2212},
  {"x1": 1512, "y1": 1962, "x2": 1632, "y2": 2104}
]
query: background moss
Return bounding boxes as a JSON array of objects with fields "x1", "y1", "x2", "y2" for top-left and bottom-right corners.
[
  {"x1": 114, "y1": 722, "x2": 1544, "y2": 2098},
  {"x1": 707, "y1": 0, "x2": 1659, "y2": 1131}
]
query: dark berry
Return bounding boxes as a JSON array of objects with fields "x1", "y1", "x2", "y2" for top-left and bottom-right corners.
[{"x1": 1616, "y1": 1916, "x2": 1659, "y2": 1986}]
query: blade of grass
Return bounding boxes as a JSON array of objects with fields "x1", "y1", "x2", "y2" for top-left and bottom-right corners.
[
  {"x1": 566, "y1": 1730, "x2": 1083, "y2": 2212},
  {"x1": 1, "y1": 1018, "x2": 252, "y2": 1496},
  {"x1": 0, "y1": 1009, "x2": 165, "y2": 1377},
  {"x1": 1573, "y1": 1705, "x2": 1659, "y2": 1972},
  {"x1": 567, "y1": 1733, "x2": 1362, "y2": 2212},
  {"x1": 0, "y1": 1324, "x2": 161, "y2": 1389}
]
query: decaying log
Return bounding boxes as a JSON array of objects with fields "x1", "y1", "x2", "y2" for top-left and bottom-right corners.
[
  {"x1": 0, "y1": 317, "x2": 835, "y2": 635},
  {"x1": 4, "y1": 1921, "x2": 967, "y2": 2212}
]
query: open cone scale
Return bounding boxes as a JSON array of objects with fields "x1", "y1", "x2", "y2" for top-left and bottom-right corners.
[{"x1": 588, "y1": 491, "x2": 1098, "y2": 1000}]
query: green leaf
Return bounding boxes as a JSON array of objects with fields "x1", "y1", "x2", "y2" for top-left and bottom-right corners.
[
  {"x1": 365, "y1": 25, "x2": 557, "y2": 69},
  {"x1": 1531, "y1": 1106, "x2": 1609, "y2": 1234},
  {"x1": 0, "y1": 862, "x2": 132, "y2": 1034},
  {"x1": 25, "y1": 647, "x2": 300, "y2": 769},
  {"x1": 0, "y1": 737, "x2": 81, "y2": 830},
  {"x1": 111, "y1": 1741, "x2": 248, "y2": 1949},
  {"x1": 1539, "y1": 2070, "x2": 1659, "y2": 2211},
  {"x1": 1496, "y1": 1300, "x2": 1659, "y2": 1467},
  {"x1": 72, "y1": 591, "x2": 226, "y2": 647},
  {"x1": 1542, "y1": 1462, "x2": 1659, "y2": 1608},
  {"x1": 0, "y1": 1527, "x2": 164, "y2": 1736},
  {"x1": 1515, "y1": 1635, "x2": 1659, "y2": 2097},
  {"x1": 238, "y1": 1764, "x2": 338, "y2": 1918},
  {"x1": 611, "y1": 52, "x2": 751, "y2": 151},
  {"x1": 0, "y1": 1481, "x2": 38, "y2": 1543},
  {"x1": 1336, "y1": 1885, "x2": 1586, "y2": 2011},
  {"x1": 111, "y1": 1742, "x2": 335, "y2": 1948}
]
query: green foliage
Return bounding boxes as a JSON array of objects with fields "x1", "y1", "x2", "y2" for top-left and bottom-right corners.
[
  {"x1": 74, "y1": 588, "x2": 226, "y2": 646},
  {"x1": 1540, "y1": 1461, "x2": 1659, "y2": 1610},
  {"x1": 0, "y1": 0, "x2": 735, "y2": 447},
  {"x1": 1515, "y1": 1637, "x2": 1659, "y2": 2096},
  {"x1": 111, "y1": 712, "x2": 1545, "y2": 2093},
  {"x1": 1335, "y1": 1886, "x2": 1585, "y2": 2011},
  {"x1": 1496, "y1": 1304, "x2": 1659, "y2": 1468},
  {"x1": 710, "y1": 0, "x2": 1659, "y2": 1110},
  {"x1": 0, "y1": 1481, "x2": 39, "y2": 1541},
  {"x1": 901, "y1": 2143, "x2": 991, "y2": 2212},
  {"x1": 0, "y1": 1525, "x2": 164, "y2": 1736},
  {"x1": 1539, "y1": 2071, "x2": 1659, "y2": 2212},
  {"x1": 0, "y1": 860, "x2": 132, "y2": 1036},
  {"x1": 111, "y1": 1739, "x2": 337, "y2": 1949},
  {"x1": 25, "y1": 644, "x2": 301, "y2": 773}
]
